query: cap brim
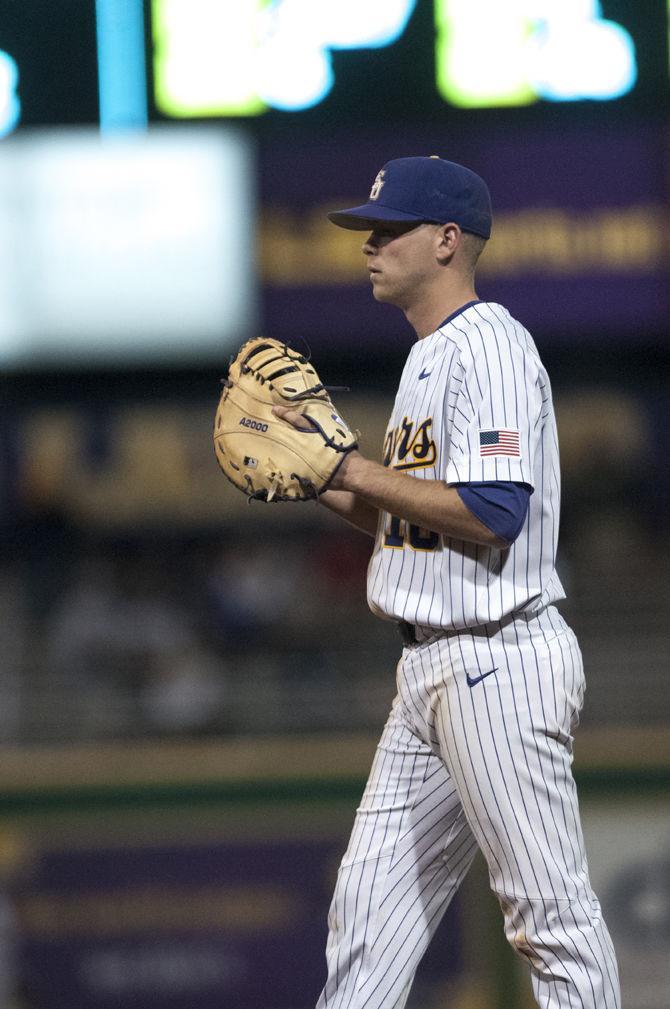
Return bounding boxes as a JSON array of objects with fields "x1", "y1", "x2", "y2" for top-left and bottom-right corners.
[{"x1": 327, "y1": 203, "x2": 428, "y2": 231}]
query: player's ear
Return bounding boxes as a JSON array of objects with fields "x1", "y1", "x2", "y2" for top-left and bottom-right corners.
[{"x1": 435, "y1": 222, "x2": 461, "y2": 264}]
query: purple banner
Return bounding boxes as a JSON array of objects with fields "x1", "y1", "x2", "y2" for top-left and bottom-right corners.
[
  {"x1": 15, "y1": 832, "x2": 462, "y2": 1009},
  {"x1": 258, "y1": 123, "x2": 669, "y2": 348}
]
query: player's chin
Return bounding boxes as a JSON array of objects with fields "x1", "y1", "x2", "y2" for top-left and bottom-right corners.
[{"x1": 369, "y1": 279, "x2": 395, "y2": 304}]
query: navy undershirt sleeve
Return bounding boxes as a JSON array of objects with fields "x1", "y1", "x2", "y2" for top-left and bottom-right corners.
[{"x1": 455, "y1": 481, "x2": 532, "y2": 544}]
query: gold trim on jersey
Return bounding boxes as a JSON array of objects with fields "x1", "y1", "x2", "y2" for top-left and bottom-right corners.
[
  {"x1": 382, "y1": 514, "x2": 440, "y2": 552},
  {"x1": 383, "y1": 416, "x2": 437, "y2": 472},
  {"x1": 381, "y1": 417, "x2": 440, "y2": 552}
]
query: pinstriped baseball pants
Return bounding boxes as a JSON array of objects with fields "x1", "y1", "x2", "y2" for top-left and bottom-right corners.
[{"x1": 316, "y1": 606, "x2": 620, "y2": 1009}]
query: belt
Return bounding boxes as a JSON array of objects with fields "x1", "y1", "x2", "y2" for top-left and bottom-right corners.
[
  {"x1": 397, "y1": 620, "x2": 418, "y2": 646},
  {"x1": 397, "y1": 608, "x2": 545, "y2": 648}
]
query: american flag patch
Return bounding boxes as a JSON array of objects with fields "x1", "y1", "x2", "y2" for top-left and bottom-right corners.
[{"x1": 479, "y1": 429, "x2": 521, "y2": 457}]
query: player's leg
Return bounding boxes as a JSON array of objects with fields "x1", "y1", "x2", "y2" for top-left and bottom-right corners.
[
  {"x1": 317, "y1": 694, "x2": 478, "y2": 1009},
  {"x1": 425, "y1": 607, "x2": 620, "y2": 1009}
]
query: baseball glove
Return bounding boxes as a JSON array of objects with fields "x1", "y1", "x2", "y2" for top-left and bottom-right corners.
[{"x1": 213, "y1": 337, "x2": 358, "y2": 501}]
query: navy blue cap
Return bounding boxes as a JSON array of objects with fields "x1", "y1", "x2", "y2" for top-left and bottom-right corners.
[{"x1": 327, "y1": 156, "x2": 492, "y2": 239}]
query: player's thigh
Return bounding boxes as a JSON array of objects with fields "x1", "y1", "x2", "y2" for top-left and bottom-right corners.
[
  {"x1": 332, "y1": 696, "x2": 475, "y2": 917},
  {"x1": 340, "y1": 696, "x2": 458, "y2": 863},
  {"x1": 432, "y1": 617, "x2": 588, "y2": 900}
]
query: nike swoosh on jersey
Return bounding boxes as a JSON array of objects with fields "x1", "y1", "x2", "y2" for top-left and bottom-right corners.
[
  {"x1": 418, "y1": 368, "x2": 432, "y2": 380},
  {"x1": 466, "y1": 667, "x2": 498, "y2": 688}
]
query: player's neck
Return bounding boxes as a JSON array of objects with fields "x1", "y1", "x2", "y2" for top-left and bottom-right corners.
[{"x1": 406, "y1": 283, "x2": 479, "y2": 340}]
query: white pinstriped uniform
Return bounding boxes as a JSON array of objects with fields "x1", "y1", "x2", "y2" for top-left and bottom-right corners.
[
  {"x1": 317, "y1": 302, "x2": 620, "y2": 1008},
  {"x1": 367, "y1": 300, "x2": 564, "y2": 629}
]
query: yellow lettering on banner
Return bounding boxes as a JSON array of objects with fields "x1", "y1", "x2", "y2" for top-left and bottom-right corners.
[
  {"x1": 260, "y1": 208, "x2": 367, "y2": 284},
  {"x1": 20, "y1": 884, "x2": 299, "y2": 936},
  {"x1": 21, "y1": 407, "x2": 227, "y2": 525},
  {"x1": 21, "y1": 413, "x2": 81, "y2": 503},
  {"x1": 465, "y1": 206, "x2": 666, "y2": 275},
  {"x1": 259, "y1": 204, "x2": 667, "y2": 284},
  {"x1": 16, "y1": 397, "x2": 389, "y2": 527}
]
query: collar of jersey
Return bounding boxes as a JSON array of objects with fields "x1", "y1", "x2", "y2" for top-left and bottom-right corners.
[{"x1": 437, "y1": 299, "x2": 484, "y2": 331}]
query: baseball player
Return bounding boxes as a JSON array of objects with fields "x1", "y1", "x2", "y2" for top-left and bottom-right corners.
[{"x1": 282, "y1": 156, "x2": 620, "y2": 1009}]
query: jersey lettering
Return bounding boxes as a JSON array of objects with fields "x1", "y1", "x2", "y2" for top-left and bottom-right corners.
[
  {"x1": 382, "y1": 416, "x2": 440, "y2": 551},
  {"x1": 383, "y1": 515, "x2": 440, "y2": 552},
  {"x1": 383, "y1": 417, "x2": 437, "y2": 471}
]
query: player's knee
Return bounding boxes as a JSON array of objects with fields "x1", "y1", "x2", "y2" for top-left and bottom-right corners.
[{"x1": 496, "y1": 890, "x2": 603, "y2": 973}]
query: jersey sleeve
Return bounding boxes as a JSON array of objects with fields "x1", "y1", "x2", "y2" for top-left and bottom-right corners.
[
  {"x1": 444, "y1": 325, "x2": 542, "y2": 487},
  {"x1": 455, "y1": 481, "x2": 532, "y2": 544}
]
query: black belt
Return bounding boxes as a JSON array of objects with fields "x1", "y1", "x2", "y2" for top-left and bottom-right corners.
[{"x1": 397, "y1": 620, "x2": 418, "y2": 646}]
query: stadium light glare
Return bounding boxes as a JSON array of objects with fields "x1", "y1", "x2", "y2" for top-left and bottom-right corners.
[
  {"x1": 153, "y1": 0, "x2": 417, "y2": 116},
  {"x1": 436, "y1": 0, "x2": 637, "y2": 107},
  {"x1": 153, "y1": 0, "x2": 265, "y2": 117},
  {"x1": 0, "y1": 51, "x2": 20, "y2": 138},
  {"x1": 96, "y1": 0, "x2": 148, "y2": 130}
]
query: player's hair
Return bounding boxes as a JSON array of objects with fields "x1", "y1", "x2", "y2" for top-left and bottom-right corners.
[{"x1": 460, "y1": 232, "x2": 487, "y2": 275}]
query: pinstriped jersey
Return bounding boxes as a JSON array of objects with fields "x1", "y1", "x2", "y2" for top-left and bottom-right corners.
[{"x1": 366, "y1": 300, "x2": 566, "y2": 630}]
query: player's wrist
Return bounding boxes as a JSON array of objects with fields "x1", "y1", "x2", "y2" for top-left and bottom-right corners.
[{"x1": 329, "y1": 449, "x2": 368, "y2": 492}]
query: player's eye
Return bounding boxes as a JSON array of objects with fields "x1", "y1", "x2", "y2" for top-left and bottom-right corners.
[{"x1": 377, "y1": 223, "x2": 420, "y2": 239}]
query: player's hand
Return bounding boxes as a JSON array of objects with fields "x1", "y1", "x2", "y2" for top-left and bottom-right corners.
[
  {"x1": 271, "y1": 404, "x2": 314, "y2": 430},
  {"x1": 272, "y1": 404, "x2": 361, "y2": 492}
]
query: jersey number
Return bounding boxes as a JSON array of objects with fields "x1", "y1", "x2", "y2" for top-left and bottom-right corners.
[{"x1": 384, "y1": 515, "x2": 439, "y2": 552}]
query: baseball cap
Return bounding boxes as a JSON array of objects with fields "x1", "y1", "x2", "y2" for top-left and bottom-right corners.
[{"x1": 327, "y1": 156, "x2": 492, "y2": 239}]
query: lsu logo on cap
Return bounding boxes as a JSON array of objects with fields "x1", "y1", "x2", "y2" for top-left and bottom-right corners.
[{"x1": 369, "y1": 169, "x2": 386, "y2": 201}]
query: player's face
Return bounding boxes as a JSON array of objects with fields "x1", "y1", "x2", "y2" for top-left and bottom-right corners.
[{"x1": 362, "y1": 222, "x2": 442, "y2": 310}]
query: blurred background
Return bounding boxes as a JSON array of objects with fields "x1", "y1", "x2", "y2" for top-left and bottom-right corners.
[{"x1": 0, "y1": 1, "x2": 669, "y2": 1007}]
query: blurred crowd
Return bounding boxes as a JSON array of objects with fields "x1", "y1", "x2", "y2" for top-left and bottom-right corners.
[
  {"x1": 1, "y1": 382, "x2": 668, "y2": 745},
  {"x1": 0, "y1": 506, "x2": 395, "y2": 742}
]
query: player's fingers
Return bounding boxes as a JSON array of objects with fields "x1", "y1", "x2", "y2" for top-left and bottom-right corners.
[{"x1": 272, "y1": 405, "x2": 314, "y2": 431}]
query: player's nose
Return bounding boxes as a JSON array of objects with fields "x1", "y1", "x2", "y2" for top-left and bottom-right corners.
[{"x1": 362, "y1": 232, "x2": 377, "y2": 255}]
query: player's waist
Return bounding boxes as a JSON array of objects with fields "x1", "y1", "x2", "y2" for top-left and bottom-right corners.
[
  {"x1": 396, "y1": 620, "x2": 486, "y2": 646},
  {"x1": 396, "y1": 605, "x2": 557, "y2": 647},
  {"x1": 396, "y1": 621, "x2": 443, "y2": 646}
]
